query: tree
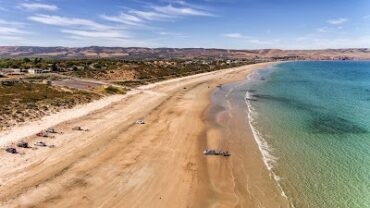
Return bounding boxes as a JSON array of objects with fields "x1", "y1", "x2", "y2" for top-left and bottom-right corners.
[{"x1": 51, "y1": 63, "x2": 59, "y2": 72}]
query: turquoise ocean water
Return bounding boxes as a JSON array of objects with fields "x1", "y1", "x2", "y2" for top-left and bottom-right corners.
[{"x1": 236, "y1": 61, "x2": 370, "y2": 207}]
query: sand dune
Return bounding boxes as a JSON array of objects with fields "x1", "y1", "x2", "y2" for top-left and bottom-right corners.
[{"x1": 0, "y1": 63, "x2": 289, "y2": 208}]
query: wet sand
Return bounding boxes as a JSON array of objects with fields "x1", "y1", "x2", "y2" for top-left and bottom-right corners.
[
  {"x1": 0, "y1": 63, "x2": 289, "y2": 208},
  {"x1": 206, "y1": 79, "x2": 290, "y2": 207}
]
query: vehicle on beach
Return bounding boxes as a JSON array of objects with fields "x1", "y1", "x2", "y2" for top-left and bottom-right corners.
[
  {"x1": 135, "y1": 120, "x2": 145, "y2": 125},
  {"x1": 5, "y1": 147, "x2": 17, "y2": 154},
  {"x1": 36, "y1": 132, "x2": 55, "y2": 138},
  {"x1": 17, "y1": 141, "x2": 29, "y2": 148},
  {"x1": 46, "y1": 128, "x2": 57, "y2": 133},
  {"x1": 203, "y1": 149, "x2": 231, "y2": 157},
  {"x1": 72, "y1": 126, "x2": 89, "y2": 131},
  {"x1": 35, "y1": 141, "x2": 47, "y2": 147},
  {"x1": 36, "y1": 132, "x2": 49, "y2": 137},
  {"x1": 72, "y1": 126, "x2": 83, "y2": 131},
  {"x1": 36, "y1": 132, "x2": 47, "y2": 137}
]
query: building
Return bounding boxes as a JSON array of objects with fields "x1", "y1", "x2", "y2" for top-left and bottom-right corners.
[{"x1": 27, "y1": 68, "x2": 43, "y2": 74}]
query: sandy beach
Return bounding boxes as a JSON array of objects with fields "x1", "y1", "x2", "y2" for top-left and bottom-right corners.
[{"x1": 0, "y1": 62, "x2": 289, "y2": 208}]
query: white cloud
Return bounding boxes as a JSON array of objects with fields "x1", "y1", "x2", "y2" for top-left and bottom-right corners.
[
  {"x1": 223, "y1": 33, "x2": 243, "y2": 38},
  {"x1": 101, "y1": 13, "x2": 143, "y2": 26},
  {"x1": 0, "y1": 19, "x2": 27, "y2": 44},
  {"x1": 0, "y1": 19, "x2": 26, "y2": 35},
  {"x1": 0, "y1": 27, "x2": 24, "y2": 34},
  {"x1": 290, "y1": 36, "x2": 370, "y2": 49},
  {"x1": 158, "y1": 31, "x2": 188, "y2": 38},
  {"x1": 317, "y1": 27, "x2": 328, "y2": 33},
  {"x1": 28, "y1": 15, "x2": 110, "y2": 30},
  {"x1": 103, "y1": 3, "x2": 214, "y2": 27},
  {"x1": 165, "y1": 0, "x2": 188, "y2": 6},
  {"x1": 129, "y1": 10, "x2": 170, "y2": 21},
  {"x1": 61, "y1": 29, "x2": 130, "y2": 39},
  {"x1": 153, "y1": 5, "x2": 213, "y2": 17},
  {"x1": 327, "y1": 18, "x2": 348, "y2": 25},
  {"x1": 62, "y1": 36, "x2": 161, "y2": 48},
  {"x1": 28, "y1": 14, "x2": 131, "y2": 42},
  {"x1": 223, "y1": 32, "x2": 278, "y2": 46},
  {"x1": 248, "y1": 39, "x2": 276, "y2": 45},
  {"x1": 0, "y1": 19, "x2": 24, "y2": 26},
  {"x1": 1, "y1": 1, "x2": 211, "y2": 47},
  {"x1": 19, "y1": 2, "x2": 58, "y2": 11},
  {"x1": 0, "y1": 35, "x2": 23, "y2": 40}
]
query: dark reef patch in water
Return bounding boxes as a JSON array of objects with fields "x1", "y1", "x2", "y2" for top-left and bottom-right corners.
[
  {"x1": 289, "y1": 80, "x2": 310, "y2": 84},
  {"x1": 308, "y1": 114, "x2": 367, "y2": 134},
  {"x1": 249, "y1": 93, "x2": 367, "y2": 135},
  {"x1": 251, "y1": 94, "x2": 322, "y2": 112},
  {"x1": 252, "y1": 94, "x2": 290, "y2": 102}
]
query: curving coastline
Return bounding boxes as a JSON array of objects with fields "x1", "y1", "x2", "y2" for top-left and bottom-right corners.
[
  {"x1": 0, "y1": 62, "x2": 286, "y2": 208},
  {"x1": 205, "y1": 62, "x2": 290, "y2": 207}
]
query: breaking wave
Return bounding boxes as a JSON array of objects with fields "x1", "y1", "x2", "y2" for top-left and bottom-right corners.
[{"x1": 244, "y1": 72, "x2": 294, "y2": 207}]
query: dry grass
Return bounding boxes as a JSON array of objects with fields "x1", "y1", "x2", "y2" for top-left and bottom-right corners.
[{"x1": 0, "y1": 81, "x2": 101, "y2": 131}]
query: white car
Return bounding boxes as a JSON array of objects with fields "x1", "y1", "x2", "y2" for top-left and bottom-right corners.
[
  {"x1": 35, "y1": 141, "x2": 47, "y2": 147},
  {"x1": 135, "y1": 120, "x2": 145, "y2": 125}
]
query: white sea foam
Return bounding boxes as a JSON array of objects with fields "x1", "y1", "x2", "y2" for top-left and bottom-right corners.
[
  {"x1": 244, "y1": 90, "x2": 293, "y2": 205},
  {"x1": 244, "y1": 91, "x2": 276, "y2": 170},
  {"x1": 244, "y1": 65, "x2": 298, "y2": 208}
]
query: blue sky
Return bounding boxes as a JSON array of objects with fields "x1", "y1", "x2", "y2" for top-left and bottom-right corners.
[{"x1": 0, "y1": 0, "x2": 369, "y2": 49}]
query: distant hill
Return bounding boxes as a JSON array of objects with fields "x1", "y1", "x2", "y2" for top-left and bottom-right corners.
[{"x1": 0, "y1": 46, "x2": 370, "y2": 60}]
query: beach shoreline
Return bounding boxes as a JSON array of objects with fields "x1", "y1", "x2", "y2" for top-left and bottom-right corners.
[
  {"x1": 205, "y1": 62, "x2": 290, "y2": 207},
  {"x1": 0, "y1": 62, "x2": 286, "y2": 207}
]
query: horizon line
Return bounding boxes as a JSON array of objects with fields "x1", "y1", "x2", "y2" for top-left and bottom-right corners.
[{"x1": 0, "y1": 45, "x2": 369, "y2": 51}]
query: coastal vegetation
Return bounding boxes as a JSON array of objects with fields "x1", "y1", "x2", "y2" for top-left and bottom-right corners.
[
  {"x1": 104, "y1": 85, "x2": 127, "y2": 94},
  {"x1": 0, "y1": 58, "x2": 255, "y2": 86},
  {"x1": 0, "y1": 80, "x2": 101, "y2": 131},
  {"x1": 0, "y1": 57, "x2": 255, "y2": 131}
]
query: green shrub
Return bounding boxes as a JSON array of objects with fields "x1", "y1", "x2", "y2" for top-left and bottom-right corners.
[{"x1": 105, "y1": 86, "x2": 126, "y2": 94}]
